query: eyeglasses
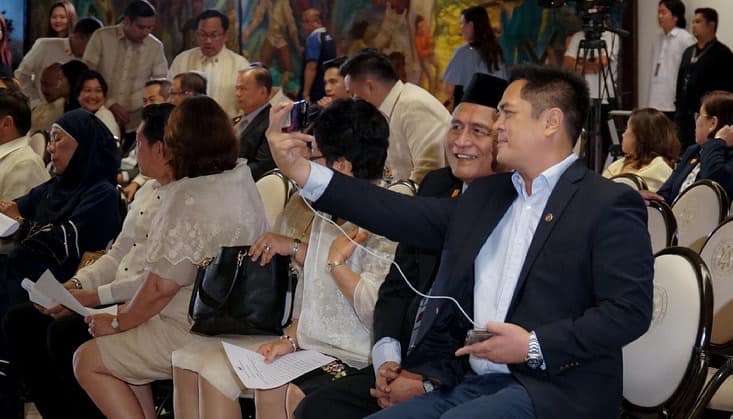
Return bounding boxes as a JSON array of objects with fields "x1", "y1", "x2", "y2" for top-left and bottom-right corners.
[{"x1": 196, "y1": 30, "x2": 223, "y2": 40}]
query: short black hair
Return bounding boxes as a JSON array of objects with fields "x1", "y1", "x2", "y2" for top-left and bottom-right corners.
[
  {"x1": 324, "y1": 56, "x2": 348, "y2": 71},
  {"x1": 124, "y1": 0, "x2": 156, "y2": 19},
  {"x1": 695, "y1": 7, "x2": 718, "y2": 32},
  {"x1": 174, "y1": 72, "x2": 207, "y2": 96},
  {"x1": 141, "y1": 102, "x2": 174, "y2": 144},
  {"x1": 0, "y1": 89, "x2": 31, "y2": 134},
  {"x1": 509, "y1": 65, "x2": 590, "y2": 145},
  {"x1": 240, "y1": 66, "x2": 273, "y2": 94},
  {"x1": 145, "y1": 78, "x2": 172, "y2": 98},
  {"x1": 73, "y1": 17, "x2": 103, "y2": 36},
  {"x1": 73, "y1": 70, "x2": 108, "y2": 99},
  {"x1": 340, "y1": 49, "x2": 398, "y2": 84},
  {"x1": 659, "y1": 0, "x2": 686, "y2": 28},
  {"x1": 312, "y1": 98, "x2": 389, "y2": 180},
  {"x1": 196, "y1": 9, "x2": 229, "y2": 32}
]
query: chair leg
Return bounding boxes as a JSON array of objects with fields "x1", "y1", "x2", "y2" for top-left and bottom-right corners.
[{"x1": 688, "y1": 357, "x2": 733, "y2": 419}]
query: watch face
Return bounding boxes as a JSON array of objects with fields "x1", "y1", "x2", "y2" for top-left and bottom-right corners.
[{"x1": 526, "y1": 357, "x2": 542, "y2": 369}]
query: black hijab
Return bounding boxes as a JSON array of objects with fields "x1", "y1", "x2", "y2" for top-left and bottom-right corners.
[{"x1": 41, "y1": 109, "x2": 120, "y2": 223}]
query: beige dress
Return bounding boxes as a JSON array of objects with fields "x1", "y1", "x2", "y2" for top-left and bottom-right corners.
[
  {"x1": 171, "y1": 194, "x2": 314, "y2": 399},
  {"x1": 95, "y1": 161, "x2": 268, "y2": 384}
]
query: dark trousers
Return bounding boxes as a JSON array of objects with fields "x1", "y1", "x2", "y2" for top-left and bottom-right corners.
[
  {"x1": 674, "y1": 110, "x2": 696, "y2": 151},
  {"x1": 2, "y1": 303, "x2": 104, "y2": 419},
  {"x1": 295, "y1": 366, "x2": 380, "y2": 419}
]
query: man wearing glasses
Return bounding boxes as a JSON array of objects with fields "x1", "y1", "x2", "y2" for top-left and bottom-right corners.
[{"x1": 169, "y1": 9, "x2": 248, "y2": 118}]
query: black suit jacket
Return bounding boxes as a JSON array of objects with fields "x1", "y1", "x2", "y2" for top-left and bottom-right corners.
[
  {"x1": 238, "y1": 104, "x2": 275, "y2": 181},
  {"x1": 313, "y1": 160, "x2": 654, "y2": 419},
  {"x1": 657, "y1": 139, "x2": 733, "y2": 205},
  {"x1": 373, "y1": 168, "x2": 464, "y2": 359}
]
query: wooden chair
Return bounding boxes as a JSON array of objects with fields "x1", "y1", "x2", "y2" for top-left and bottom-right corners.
[{"x1": 255, "y1": 170, "x2": 296, "y2": 227}]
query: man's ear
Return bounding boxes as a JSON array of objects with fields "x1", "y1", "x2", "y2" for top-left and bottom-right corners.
[
  {"x1": 543, "y1": 107, "x2": 564, "y2": 138},
  {"x1": 332, "y1": 157, "x2": 353, "y2": 176}
]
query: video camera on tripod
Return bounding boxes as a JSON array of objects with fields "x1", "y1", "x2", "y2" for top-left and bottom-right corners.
[{"x1": 540, "y1": 0, "x2": 629, "y2": 172}]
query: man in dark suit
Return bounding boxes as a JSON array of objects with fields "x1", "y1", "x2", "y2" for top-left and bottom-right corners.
[
  {"x1": 294, "y1": 73, "x2": 507, "y2": 419},
  {"x1": 234, "y1": 65, "x2": 275, "y2": 180},
  {"x1": 265, "y1": 65, "x2": 653, "y2": 419}
]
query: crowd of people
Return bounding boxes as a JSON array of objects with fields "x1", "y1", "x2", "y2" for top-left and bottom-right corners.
[{"x1": 0, "y1": 1, "x2": 731, "y2": 418}]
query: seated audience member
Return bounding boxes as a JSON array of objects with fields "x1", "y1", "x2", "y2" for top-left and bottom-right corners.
[
  {"x1": 168, "y1": 71, "x2": 207, "y2": 106},
  {"x1": 0, "y1": 109, "x2": 121, "y2": 416},
  {"x1": 2, "y1": 103, "x2": 174, "y2": 419},
  {"x1": 340, "y1": 49, "x2": 449, "y2": 183},
  {"x1": 646, "y1": 90, "x2": 733, "y2": 204},
  {"x1": 267, "y1": 64, "x2": 653, "y2": 419},
  {"x1": 170, "y1": 98, "x2": 397, "y2": 419},
  {"x1": 233, "y1": 65, "x2": 276, "y2": 180},
  {"x1": 74, "y1": 70, "x2": 121, "y2": 140},
  {"x1": 317, "y1": 56, "x2": 349, "y2": 107},
  {"x1": 31, "y1": 60, "x2": 89, "y2": 133},
  {"x1": 73, "y1": 96, "x2": 268, "y2": 418},
  {"x1": 142, "y1": 78, "x2": 171, "y2": 107},
  {"x1": 15, "y1": 17, "x2": 103, "y2": 109},
  {"x1": 295, "y1": 73, "x2": 507, "y2": 419},
  {"x1": 602, "y1": 108, "x2": 680, "y2": 192},
  {"x1": 119, "y1": 79, "x2": 171, "y2": 200},
  {"x1": 0, "y1": 90, "x2": 50, "y2": 201}
]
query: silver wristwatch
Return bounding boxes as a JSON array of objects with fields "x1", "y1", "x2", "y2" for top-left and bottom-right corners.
[
  {"x1": 422, "y1": 378, "x2": 435, "y2": 393},
  {"x1": 525, "y1": 331, "x2": 543, "y2": 369}
]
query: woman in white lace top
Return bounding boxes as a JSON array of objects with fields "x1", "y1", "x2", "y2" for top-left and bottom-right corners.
[
  {"x1": 72, "y1": 96, "x2": 268, "y2": 418},
  {"x1": 171, "y1": 99, "x2": 397, "y2": 419}
]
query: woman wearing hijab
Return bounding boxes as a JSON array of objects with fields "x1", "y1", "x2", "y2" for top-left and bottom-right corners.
[
  {"x1": 0, "y1": 108, "x2": 120, "y2": 317},
  {"x1": 0, "y1": 108, "x2": 121, "y2": 416}
]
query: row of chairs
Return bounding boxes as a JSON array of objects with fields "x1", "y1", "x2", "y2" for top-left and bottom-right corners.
[
  {"x1": 610, "y1": 174, "x2": 730, "y2": 253},
  {"x1": 610, "y1": 176, "x2": 733, "y2": 417}
]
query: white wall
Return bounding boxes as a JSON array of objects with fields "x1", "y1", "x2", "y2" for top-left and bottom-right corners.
[{"x1": 635, "y1": 1, "x2": 733, "y2": 108}]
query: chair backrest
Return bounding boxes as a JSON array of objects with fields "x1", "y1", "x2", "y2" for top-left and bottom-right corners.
[
  {"x1": 28, "y1": 132, "x2": 47, "y2": 158},
  {"x1": 647, "y1": 200, "x2": 677, "y2": 254},
  {"x1": 387, "y1": 179, "x2": 418, "y2": 197},
  {"x1": 256, "y1": 170, "x2": 293, "y2": 227},
  {"x1": 672, "y1": 180, "x2": 729, "y2": 252},
  {"x1": 699, "y1": 217, "x2": 733, "y2": 347},
  {"x1": 610, "y1": 173, "x2": 648, "y2": 191},
  {"x1": 622, "y1": 247, "x2": 713, "y2": 417}
]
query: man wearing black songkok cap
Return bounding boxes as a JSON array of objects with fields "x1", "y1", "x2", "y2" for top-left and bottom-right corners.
[{"x1": 293, "y1": 73, "x2": 508, "y2": 419}]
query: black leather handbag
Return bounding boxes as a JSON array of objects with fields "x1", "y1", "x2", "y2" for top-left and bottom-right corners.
[{"x1": 188, "y1": 246, "x2": 296, "y2": 336}]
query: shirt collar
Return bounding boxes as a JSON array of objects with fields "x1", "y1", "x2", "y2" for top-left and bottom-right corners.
[
  {"x1": 378, "y1": 80, "x2": 404, "y2": 119},
  {"x1": 244, "y1": 102, "x2": 269, "y2": 121},
  {"x1": 511, "y1": 153, "x2": 578, "y2": 198},
  {"x1": 309, "y1": 27, "x2": 327, "y2": 36},
  {"x1": 0, "y1": 136, "x2": 31, "y2": 160}
]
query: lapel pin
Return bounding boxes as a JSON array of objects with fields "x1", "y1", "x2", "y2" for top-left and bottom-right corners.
[
  {"x1": 544, "y1": 213, "x2": 554, "y2": 222},
  {"x1": 451, "y1": 189, "x2": 460, "y2": 198}
]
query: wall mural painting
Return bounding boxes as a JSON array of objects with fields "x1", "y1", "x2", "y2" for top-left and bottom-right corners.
[{"x1": 25, "y1": 0, "x2": 579, "y2": 99}]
